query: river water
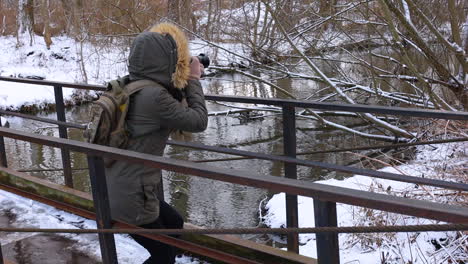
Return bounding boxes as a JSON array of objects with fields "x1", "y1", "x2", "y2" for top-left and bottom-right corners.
[{"x1": 2, "y1": 73, "x2": 391, "y2": 243}]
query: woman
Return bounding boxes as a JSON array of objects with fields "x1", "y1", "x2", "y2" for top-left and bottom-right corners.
[{"x1": 105, "y1": 23, "x2": 208, "y2": 264}]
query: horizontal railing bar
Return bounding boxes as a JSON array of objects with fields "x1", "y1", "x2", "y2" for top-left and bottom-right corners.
[
  {"x1": 193, "y1": 137, "x2": 468, "y2": 163},
  {"x1": 17, "y1": 167, "x2": 88, "y2": 172},
  {"x1": 294, "y1": 137, "x2": 468, "y2": 155},
  {"x1": 204, "y1": 95, "x2": 468, "y2": 120},
  {"x1": 1, "y1": 107, "x2": 465, "y2": 191},
  {"x1": 2, "y1": 99, "x2": 465, "y2": 157},
  {"x1": 0, "y1": 110, "x2": 86, "y2": 129},
  {"x1": 2, "y1": 224, "x2": 467, "y2": 235},
  {"x1": 1, "y1": 105, "x2": 465, "y2": 159},
  {"x1": 1, "y1": 127, "x2": 467, "y2": 223},
  {"x1": 0, "y1": 76, "x2": 107, "y2": 91},
  {"x1": 1, "y1": 77, "x2": 467, "y2": 120},
  {"x1": 168, "y1": 140, "x2": 468, "y2": 192}
]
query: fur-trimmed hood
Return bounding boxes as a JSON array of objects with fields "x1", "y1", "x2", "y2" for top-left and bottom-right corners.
[{"x1": 128, "y1": 23, "x2": 190, "y2": 89}]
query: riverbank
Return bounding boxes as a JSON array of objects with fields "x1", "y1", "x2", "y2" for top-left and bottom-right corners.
[
  {"x1": 262, "y1": 140, "x2": 467, "y2": 263},
  {"x1": 0, "y1": 34, "x2": 234, "y2": 113}
]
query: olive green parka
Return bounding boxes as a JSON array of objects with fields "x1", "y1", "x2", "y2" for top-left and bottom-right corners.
[{"x1": 105, "y1": 23, "x2": 208, "y2": 225}]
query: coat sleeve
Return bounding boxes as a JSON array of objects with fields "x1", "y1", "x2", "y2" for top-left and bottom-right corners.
[{"x1": 156, "y1": 80, "x2": 208, "y2": 132}]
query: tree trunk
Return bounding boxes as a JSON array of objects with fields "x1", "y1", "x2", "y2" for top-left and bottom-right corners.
[
  {"x1": 460, "y1": 14, "x2": 468, "y2": 108},
  {"x1": 319, "y1": 0, "x2": 335, "y2": 16},
  {"x1": 167, "y1": 0, "x2": 180, "y2": 24},
  {"x1": 318, "y1": 0, "x2": 337, "y2": 29},
  {"x1": 181, "y1": 0, "x2": 193, "y2": 31},
  {"x1": 382, "y1": 0, "x2": 467, "y2": 109},
  {"x1": 59, "y1": 0, "x2": 74, "y2": 34},
  {"x1": 17, "y1": 0, "x2": 35, "y2": 45},
  {"x1": 73, "y1": 0, "x2": 85, "y2": 39},
  {"x1": 42, "y1": 0, "x2": 52, "y2": 49},
  {"x1": 205, "y1": 0, "x2": 213, "y2": 39}
]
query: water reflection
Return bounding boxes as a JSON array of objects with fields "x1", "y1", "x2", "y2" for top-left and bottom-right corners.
[{"x1": 2, "y1": 73, "x2": 385, "y2": 235}]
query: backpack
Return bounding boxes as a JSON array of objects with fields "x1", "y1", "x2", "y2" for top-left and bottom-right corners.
[{"x1": 83, "y1": 76, "x2": 156, "y2": 164}]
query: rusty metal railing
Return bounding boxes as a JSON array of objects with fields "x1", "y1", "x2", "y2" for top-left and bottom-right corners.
[
  {"x1": 0, "y1": 76, "x2": 467, "y2": 264},
  {"x1": 0, "y1": 126, "x2": 467, "y2": 263}
]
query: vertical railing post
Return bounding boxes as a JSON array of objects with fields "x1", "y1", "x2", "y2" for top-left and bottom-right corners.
[
  {"x1": 314, "y1": 200, "x2": 339, "y2": 264},
  {"x1": 282, "y1": 104, "x2": 299, "y2": 253},
  {"x1": 87, "y1": 155, "x2": 118, "y2": 264},
  {"x1": 0, "y1": 116, "x2": 7, "y2": 167},
  {"x1": 54, "y1": 85, "x2": 73, "y2": 188},
  {"x1": 0, "y1": 240, "x2": 4, "y2": 264}
]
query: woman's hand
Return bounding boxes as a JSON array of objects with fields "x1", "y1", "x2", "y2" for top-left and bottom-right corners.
[{"x1": 189, "y1": 56, "x2": 205, "y2": 80}]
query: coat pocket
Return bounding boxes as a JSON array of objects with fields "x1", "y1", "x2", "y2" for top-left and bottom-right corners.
[{"x1": 143, "y1": 184, "x2": 159, "y2": 213}]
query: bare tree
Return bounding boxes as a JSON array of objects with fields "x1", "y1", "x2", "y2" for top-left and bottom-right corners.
[
  {"x1": 167, "y1": 0, "x2": 194, "y2": 31},
  {"x1": 378, "y1": 0, "x2": 467, "y2": 109},
  {"x1": 59, "y1": 0, "x2": 74, "y2": 34},
  {"x1": 40, "y1": 0, "x2": 52, "y2": 49},
  {"x1": 16, "y1": 0, "x2": 35, "y2": 45},
  {"x1": 190, "y1": 0, "x2": 466, "y2": 141},
  {"x1": 167, "y1": 0, "x2": 180, "y2": 24}
]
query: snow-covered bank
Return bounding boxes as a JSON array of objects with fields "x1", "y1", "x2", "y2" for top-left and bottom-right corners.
[
  {"x1": 0, "y1": 34, "x2": 240, "y2": 112},
  {"x1": 262, "y1": 142, "x2": 467, "y2": 263},
  {"x1": 0, "y1": 188, "x2": 204, "y2": 263},
  {"x1": 0, "y1": 34, "x2": 130, "y2": 111}
]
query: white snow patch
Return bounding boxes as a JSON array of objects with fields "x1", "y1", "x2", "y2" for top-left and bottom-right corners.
[{"x1": 263, "y1": 141, "x2": 467, "y2": 263}]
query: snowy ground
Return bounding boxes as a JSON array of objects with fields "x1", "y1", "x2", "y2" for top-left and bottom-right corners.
[
  {"x1": 0, "y1": 33, "x2": 244, "y2": 112},
  {"x1": 0, "y1": 36, "x2": 103, "y2": 110},
  {"x1": 263, "y1": 142, "x2": 467, "y2": 263}
]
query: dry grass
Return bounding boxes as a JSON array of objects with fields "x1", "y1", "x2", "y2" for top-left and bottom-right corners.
[{"x1": 344, "y1": 120, "x2": 467, "y2": 263}]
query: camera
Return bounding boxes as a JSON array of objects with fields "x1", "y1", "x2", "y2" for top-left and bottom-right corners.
[{"x1": 196, "y1": 53, "x2": 210, "y2": 68}]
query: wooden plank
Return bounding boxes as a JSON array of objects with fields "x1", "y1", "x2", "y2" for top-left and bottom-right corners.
[
  {"x1": 184, "y1": 223, "x2": 316, "y2": 264},
  {"x1": 3, "y1": 259, "x2": 16, "y2": 264},
  {"x1": 0, "y1": 167, "x2": 94, "y2": 211}
]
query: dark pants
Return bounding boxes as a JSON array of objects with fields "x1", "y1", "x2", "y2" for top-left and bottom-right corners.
[{"x1": 131, "y1": 200, "x2": 184, "y2": 264}]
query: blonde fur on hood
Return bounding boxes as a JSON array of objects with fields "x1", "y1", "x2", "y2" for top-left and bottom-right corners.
[{"x1": 150, "y1": 23, "x2": 190, "y2": 89}]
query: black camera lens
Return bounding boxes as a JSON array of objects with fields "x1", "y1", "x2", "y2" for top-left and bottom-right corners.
[{"x1": 197, "y1": 53, "x2": 210, "y2": 68}]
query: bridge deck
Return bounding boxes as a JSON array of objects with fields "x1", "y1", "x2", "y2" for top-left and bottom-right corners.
[
  {"x1": 0, "y1": 189, "x2": 202, "y2": 264},
  {"x1": 0, "y1": 167, "x2": 315, "y2": 264},
  {"x1": 1, "y1": 234, "x2": 99, "y2": 264},
  {"x1": 0, "y1": 189, "x2": 119, "y2": 263},
  {"x1": 0, "y1": 206, "x2": 96, "y2": 263}
]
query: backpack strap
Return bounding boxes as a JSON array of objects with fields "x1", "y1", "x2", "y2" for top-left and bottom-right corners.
[
  {"x1": 125, "y1": 79, "x2": 159, "y2": 95},
  {"x1": 114, "y1": 79, "x2": 159, "y2": 134}
]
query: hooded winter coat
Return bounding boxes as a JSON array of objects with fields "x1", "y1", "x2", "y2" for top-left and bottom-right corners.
[{"x1": 105, "y1": 23, "x2": 208, "y2": 226}]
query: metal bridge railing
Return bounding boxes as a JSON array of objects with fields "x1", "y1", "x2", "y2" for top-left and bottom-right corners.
[
  {"x1": 0, "y1": 76, "x2": 467, "y2": 264},
  {"x1": 1, "y1": 126, "x2": 467, "y2": 263}
]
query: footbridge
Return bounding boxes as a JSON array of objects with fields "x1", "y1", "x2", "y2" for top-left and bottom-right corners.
[{"x1": 0, "y1": 76, "x2": 467, "y2": 264}]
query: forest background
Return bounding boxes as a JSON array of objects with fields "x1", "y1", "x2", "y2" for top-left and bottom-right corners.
[
  {"x1": 0, "y1": 0, "x2": 467, "y2": 263},
  {"x1": 1, "y1": 0, "x2": 466, "y2": 142}
]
